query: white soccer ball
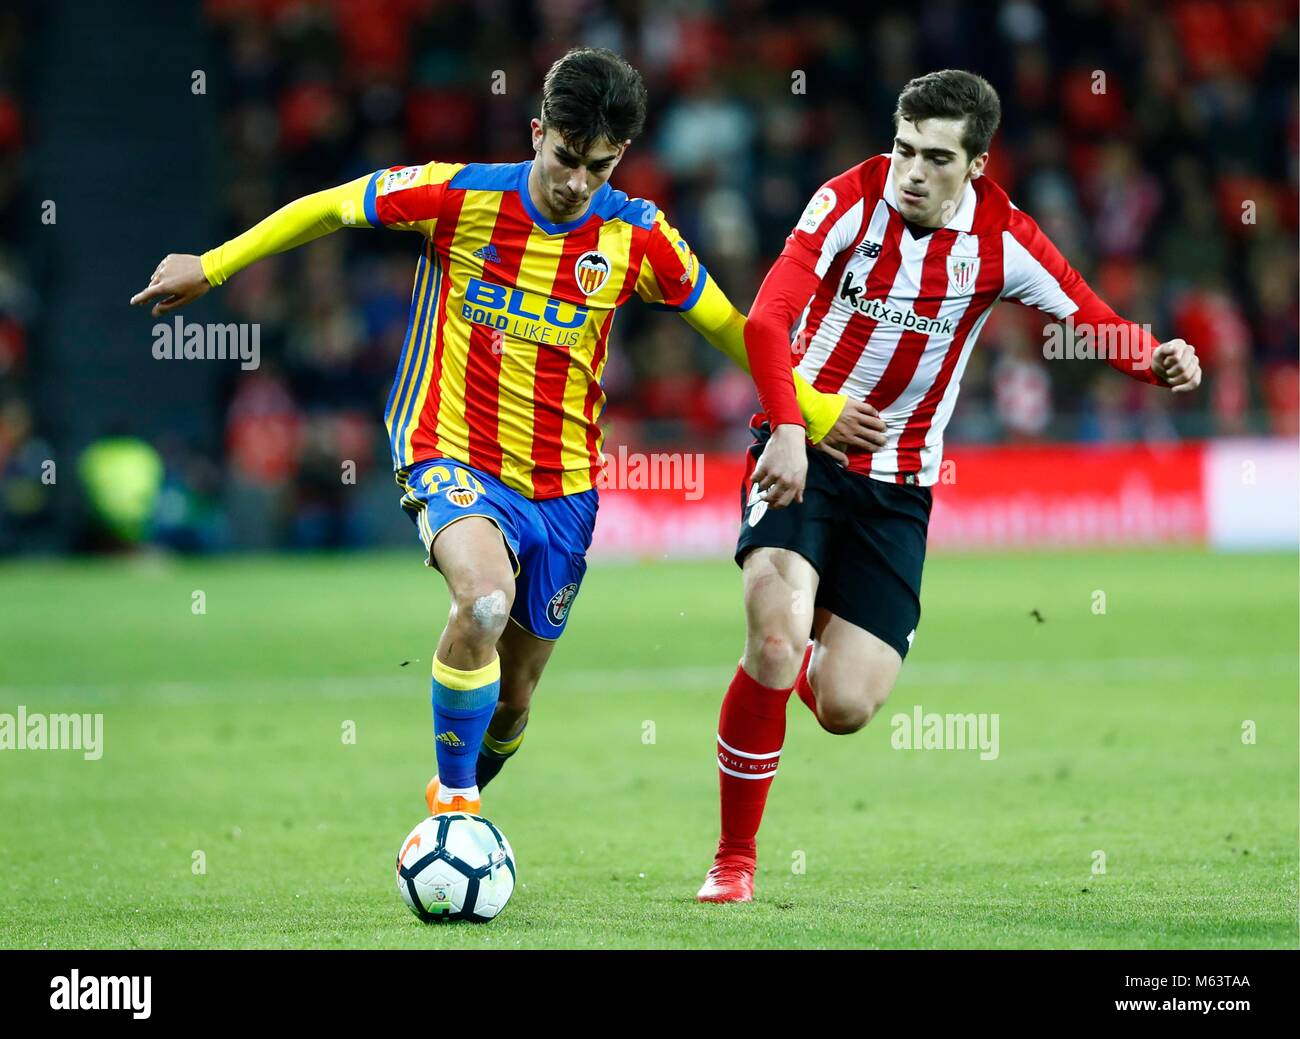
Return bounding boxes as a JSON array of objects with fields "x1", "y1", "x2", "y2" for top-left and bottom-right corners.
[{"x1": 395, "y1": 813, "x2": 516, "y2": 922}]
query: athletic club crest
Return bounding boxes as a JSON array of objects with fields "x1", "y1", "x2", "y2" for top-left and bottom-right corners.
[
  {"x1": 574, "y1": 250, "x2": 611, "y2": 296},
  {"x1": 947, "y1": 255, "x2": 979, "y2": 295},
  {"x1": 547, "y1": 582, "x2": 579, "y2": 625}
]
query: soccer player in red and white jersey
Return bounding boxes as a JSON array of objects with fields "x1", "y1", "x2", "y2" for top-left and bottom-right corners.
[{"x1": 697, "y1": 69, "x2": 1202, "y2": 902}]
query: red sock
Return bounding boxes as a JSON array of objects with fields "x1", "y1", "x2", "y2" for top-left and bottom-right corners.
[
  {"x1": 793, "y1": 642, "x2": 817, "y2": 717},
  {"x1": 714, "y1": 664, "x2": 792, "y2": 862}
]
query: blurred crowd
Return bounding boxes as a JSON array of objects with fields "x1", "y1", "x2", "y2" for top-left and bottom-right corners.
[
  {"x1": 2, "y1": 0, "x2": 1297, "y2": 553},
  {"x1": 0, "y1": 6, "x2": 53, "y2": 553}
]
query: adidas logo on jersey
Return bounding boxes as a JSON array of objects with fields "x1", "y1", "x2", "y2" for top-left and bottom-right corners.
[
  {"x1": 435, "y1": 730, "x2": 465, "y2": 748},
  {"x1": 473, "y1": 243, "x2": 501, "y2": 264}
]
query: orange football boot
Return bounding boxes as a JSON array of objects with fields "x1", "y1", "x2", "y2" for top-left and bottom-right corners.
[{"x1": 424, "y1": 775, "x2": 482, "y2": 817}]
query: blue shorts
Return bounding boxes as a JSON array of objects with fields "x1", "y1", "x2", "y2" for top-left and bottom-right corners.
[{"x1": 396, "y1": 458, "x2": 599, "y2": 641}]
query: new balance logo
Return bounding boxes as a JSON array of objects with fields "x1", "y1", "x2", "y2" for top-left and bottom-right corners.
[
  {"x1": 473, "y1": 243, "x2": 501, "y2": 264},
  {"x1": 435, "y1": 730, "x2": 465, "y2": 748},
  {"x1": 854, "y1": 240, "x2": 882, "y2": 259}
]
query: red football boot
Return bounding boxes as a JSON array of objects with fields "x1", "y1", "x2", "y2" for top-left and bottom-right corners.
[{"x1": 696, "y1": 857, "x2": 756, "y2": 903}]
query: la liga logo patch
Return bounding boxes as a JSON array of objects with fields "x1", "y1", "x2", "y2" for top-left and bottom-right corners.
[
  {"x1": 798, "y1": 186, "x2": 836, "y2": 234},
  {"x1": 574, "y1": 251, "x2": 610, "y2": 296},
  {"x1": 379, "y1": 165, "x2": 421, "y2": 195}
]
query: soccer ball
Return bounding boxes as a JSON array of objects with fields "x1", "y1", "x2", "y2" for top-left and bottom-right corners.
[{"x1": 395, "y1": 813, "x2": 516, "y2": 922}]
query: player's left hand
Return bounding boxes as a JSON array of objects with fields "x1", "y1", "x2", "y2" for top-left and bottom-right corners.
[
  {"x1": 1151, "y1": 338, "x2": 1202, "y2": 393},
  {"x1": 751, "y1": 423, "x2": 808, "y2": 508},
  {"x1": 130, "y1": 253, "x2": 210, "y2": 317}
]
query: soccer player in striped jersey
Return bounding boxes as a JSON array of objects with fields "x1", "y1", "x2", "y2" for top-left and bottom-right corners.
[
  {"x1": 130, "y1": 48, "x2": 884, "y2": 819},
  {"x1": 697, "y1": 69, "x2": 1202, "y2": 902}
]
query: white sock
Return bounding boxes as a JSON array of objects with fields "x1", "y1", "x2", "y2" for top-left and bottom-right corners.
[{"x1": 439, "y1": 783, "x2": 479, "y2": 803}]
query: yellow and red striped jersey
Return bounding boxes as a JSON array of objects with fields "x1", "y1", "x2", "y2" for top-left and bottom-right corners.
[{"x1": 360, "y1": 160, "x2": 709, "y2": 499}]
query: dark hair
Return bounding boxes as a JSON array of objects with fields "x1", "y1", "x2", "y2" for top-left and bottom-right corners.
[
  {"x1": 540, "y1": 47, "x2": 648, "y2": 155},
  {"x1": 894, "y1": 70, "x2": 1002, "y2": 162}
]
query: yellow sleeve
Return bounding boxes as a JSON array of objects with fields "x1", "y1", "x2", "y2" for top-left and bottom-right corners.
[
  {"x1": 791, "y1": 366, "x2": 846, "y2": 443},
  {"x1": 677, "y1": 277, "x2": 846, "y2": 442},
  {"x1": 201, "y1": 172, "x2": 374, "y2": 287},
  {"x1": 200, "y1": 161, "x2": 463, "y2": 287}
]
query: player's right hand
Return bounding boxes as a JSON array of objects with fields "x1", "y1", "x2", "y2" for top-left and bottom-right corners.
[
  {"x1": 130, "y1": 254, "x2": 211, "y2": 316},
  {"x1": 751, "y1": 423, "x2": 809, "y2": 508},
  {"x1": 814, "y1": 399, "x2": 887, "y2": 466}
]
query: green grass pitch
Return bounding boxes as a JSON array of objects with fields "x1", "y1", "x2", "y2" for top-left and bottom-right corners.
[{"x1": 0, "y1": 548, "x2": 1295, "y2": 948}]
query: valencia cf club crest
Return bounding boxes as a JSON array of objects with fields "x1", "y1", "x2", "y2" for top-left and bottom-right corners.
[
  {"x1": 445, "y1": 486, "x2": 479, "y2": 508},
  {"x1": 574, "y1": 251, "x2": 611, "y2": 296},
  {"x1": 947, "y1": 255, "x2": 979, "y2": 295},
  {"x1": 547, "y1": 582, "x2": 579, "y2": 626}
]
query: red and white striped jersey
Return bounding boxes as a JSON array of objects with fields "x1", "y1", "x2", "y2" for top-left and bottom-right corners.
[{"x1": 781, "y1": 154, "x2": 1159, "y2": 485}]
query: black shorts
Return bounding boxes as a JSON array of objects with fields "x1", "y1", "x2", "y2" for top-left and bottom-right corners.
[{"x1": 735, "y1": 425, "x2": 932, "y2": 659}]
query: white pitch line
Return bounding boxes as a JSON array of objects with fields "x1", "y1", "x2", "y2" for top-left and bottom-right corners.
[{"x1": 0, "y1": 654, "x2": 1293, "y2": 704}]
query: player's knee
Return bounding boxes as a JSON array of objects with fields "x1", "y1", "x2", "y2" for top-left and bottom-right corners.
[
  {"x1": 812, "y1": 670, "x2": 895, "y2": 735},
  {"x1": 745, "y1": 632, "x2": 803, "y2": 688},
  {"x1": 449, "y1": 584, "x2": 513, "y2": 643},
  {"x1": 816, "y1": 698, "x2": 874, "y2": 735}
]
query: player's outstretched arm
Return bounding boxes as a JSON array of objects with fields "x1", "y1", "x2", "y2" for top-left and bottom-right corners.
[
  {"x1": 130, "y1": 170, "x2": 376, "y2": 317},
  {"x1": 1004, "y1": 208, "x2": 1202, "y2": 393}
]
